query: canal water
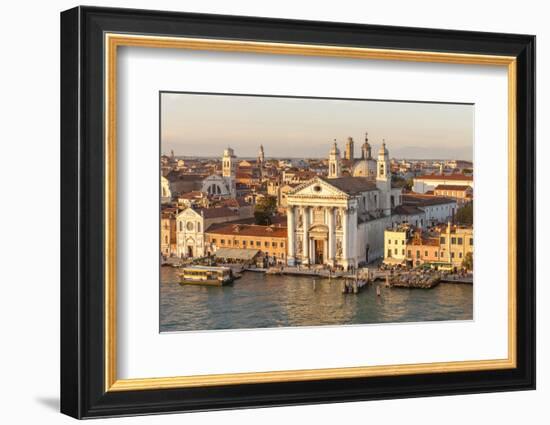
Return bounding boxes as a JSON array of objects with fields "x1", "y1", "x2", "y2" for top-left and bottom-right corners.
[{"x1": 160, "y1": 267, "x2": 473, "y2": 332}]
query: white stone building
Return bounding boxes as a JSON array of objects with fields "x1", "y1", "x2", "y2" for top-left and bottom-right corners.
[
  {"x1": 160, "y1": 175, "x2": 172, "y2": 204},
  {"x1": 286, "y1": 141, "x2": 402, "y2": 268},
  {"x1": 175, "y1": 207, "x2": 239, "y2": 258},
  {"x1": 413, "y1": 174, "x2": 473, "y2": 193},
  {"x1": 401, "y1": 194, "x2": 458, "y2": 227},
  {"x1": 200, "y1": 147, "x2": 237, "y2": 198}
]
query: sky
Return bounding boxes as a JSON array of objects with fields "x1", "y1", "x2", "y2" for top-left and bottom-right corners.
[{"x1": 161, "y1": 92, "x2": 474, "y2": 160}]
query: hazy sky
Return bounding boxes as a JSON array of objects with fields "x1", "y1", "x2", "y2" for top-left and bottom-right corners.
[{"x1": 161, "y1": 92, "x2": 473, "y2": 160}]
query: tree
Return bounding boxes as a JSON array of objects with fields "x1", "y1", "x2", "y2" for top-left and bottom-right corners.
[
  {"x1": 462, "y1": 252, "x2": 473, "y2": 271},
  {"x1": 390, "y1": 175, "x2": 412, "y2": 190},
  {"x1": 254, "y1": 196, "x2": 277, "y2": 225},
  {"x1": 455, "y1": 202, "x2": 473, "y2": 225}
]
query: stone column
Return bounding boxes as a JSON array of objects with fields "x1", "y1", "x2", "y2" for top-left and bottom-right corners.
[
  {"x1": 302, "y1": 206, "x2": 310, "y2": 264},
  {"x1": 327, "y1": 207, "x2": 335, "y2": 265},
  {"x1": 342, "y1": 207, "x2": 349, "y2": 268},
  {"x1": 287, "y1": 206, "x2": 296, "y2": 265},
  {"x1": 349, "y1": 206, "x2": 357, "y2": 267}
]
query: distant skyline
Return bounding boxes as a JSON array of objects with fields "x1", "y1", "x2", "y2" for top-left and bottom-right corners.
[{"x1": 161, "y1": 92, "x2": 474, "y2": 161}]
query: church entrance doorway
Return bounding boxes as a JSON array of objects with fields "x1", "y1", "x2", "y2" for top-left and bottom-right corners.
[
  {"x1": 314, "y1": 239, "x2": 324, "y2": 264},
  {"x1": 187, "y1": 246, "x2": 193, "y2": 258}
]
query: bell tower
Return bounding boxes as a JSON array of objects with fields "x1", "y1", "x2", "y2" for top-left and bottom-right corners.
[
  {"x1": 222, "y1": 147, "x2": 236, "y2": 178},
  {"x1": 328, "y1": 140, "x2": 341, "y2": 179},
  {"x1": 344, "y1": 137, "x2": 354, "y2": 160},
  {"x1": 222, "y1": 147, "x2": 237, "y2": 198},
  {"x1": 376, "y1": 140, "x2": 391, "y2": 214}
]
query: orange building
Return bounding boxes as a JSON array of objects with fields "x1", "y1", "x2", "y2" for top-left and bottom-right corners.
[
  {"x1": 434, "y1": 184, "x2": 473, "y2": 205},
  {"x1": 205, "y1": 223, "x2": 288, "y2": 264},
  {"x1": 406, "y1": 231, "x2": 442, "y2": 266},
  {"x1": 160, "y1": 207, "x2": 177, "y2": 257}
]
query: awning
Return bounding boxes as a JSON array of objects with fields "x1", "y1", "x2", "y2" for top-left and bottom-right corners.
[{"x1": 214, "y1": 248, "x2": 261, "y2": 261}]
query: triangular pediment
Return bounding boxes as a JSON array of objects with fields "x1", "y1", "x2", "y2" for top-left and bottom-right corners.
[{"x1": 287, "y1": 177, "x2": 349, "y2": 199}]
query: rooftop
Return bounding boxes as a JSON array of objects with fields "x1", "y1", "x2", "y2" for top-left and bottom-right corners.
[
  {"x1": 197, "y1": 207, "x2": 239, "y2": 219},
  {"x1": 414, "y1": 173, "x2": 473, "y2": 181},
  {"x1": 393, "y1": 205, "x2": 425, "y2": 216},
  {"x1": 320, "y1": 176, "x2": 377, "y2": 195},
  {"x1": 434, "y1": 184, "x2": 473, "y2": 191},
  {"x1": 402, "y1": 193, "x2": 456, "y2": 207},
  {"x1": 206, "y1": 223, "x2": 287, "y2": 238},
  {"x1": 213, "y1": 248, "x2": 261, "y2": 261}
]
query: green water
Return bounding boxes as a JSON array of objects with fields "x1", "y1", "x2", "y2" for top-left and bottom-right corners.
[{"x1": 160, "y1": 267, "x2": 473, "y2": 332}]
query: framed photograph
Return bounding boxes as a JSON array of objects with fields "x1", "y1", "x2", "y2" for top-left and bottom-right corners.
[{"x1": 60, "y1": 6, "x2": 535, "y2": 419}]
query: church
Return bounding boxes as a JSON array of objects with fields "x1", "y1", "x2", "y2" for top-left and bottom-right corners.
[
  {"x1": 286, "y1": 137, "x2": 403, "y2": 268},
  {"x1": 201, "y1": 147, "x2": 237, "y2": 198}
]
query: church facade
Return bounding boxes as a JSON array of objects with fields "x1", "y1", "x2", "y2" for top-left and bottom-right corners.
[
  {"x1": 286, "y1": 139, "x2": 403, "y2": 268},
  {"x1": 201, "y1": 147, "x2": 237, "y2": 198}
]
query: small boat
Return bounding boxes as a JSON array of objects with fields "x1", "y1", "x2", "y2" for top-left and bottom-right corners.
[{"x1": 178, "y1": 266, "x2": 235, "y2": 286}]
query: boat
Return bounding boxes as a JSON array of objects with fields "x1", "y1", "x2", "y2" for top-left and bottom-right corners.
[{"x1": 178, "y1": 265, "x2": 236, "y2": 286}]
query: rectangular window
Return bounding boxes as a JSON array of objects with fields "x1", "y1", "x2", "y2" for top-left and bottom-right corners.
[
  {"x1": 220, "y1": 239, "x2": 225, "y2": 245},
  {"x1": 264, "y1": 242, "x2": 269, "y2": 247},
  {"x1": 212, "y1": 239, "x2": 216, "y2": 244},
  {"x1": 424, "y1": 251, "x2": 428, "y2": 257},
  {"x1": 451, "y1": 237, "x2": 456, "y2": 244},
  {"x1": 242, "y1": 240, "x2": 246, "y2": 246},
  {"x1": 416, "y1": 250, "x2": 420, "y2": 259},
  {"x1": 407, "y1": 250, "x2": 411, "y2": 258},
  {"x1": 451, "y1": 252, "x2": 455, "y2": 258},
  {"x1": 457, "y1": 237, "x2": 463, "y2": 245},
  {"x1": 394, "y1": 248, "x2": 398, "y2": 255},
  {"x1": 435, "y1": 252, "x2": 438, "y2": 257},
  {"x1": 272, "y1": 242, "x2": 276, "y2": 247},
  {"x1": 459, "y1": 252, "x2": 463, "y2": 258},
  {"x1": 401, "y1": 240, "x2": 405, "y2": 245},
  {"x1": 280, "y1": 242, "x2": 284, "y2": 248},
  {"x1": 470, "y1": 238, "x2": 473, "y2": 245},
  {"x1": 387, "y1": 249, "x2": 392, "y2": 258},
  {"x1": 440, "y1": 237, "x2": 445, "y2": 244},
  {"x1": 402, "y1": 249, "x2": 405, "y2": 255},
  {"x1": 388, "y1": 239, "x2": 391, "y2": 245}
]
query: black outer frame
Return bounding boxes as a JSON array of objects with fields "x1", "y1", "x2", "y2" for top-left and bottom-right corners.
[{"x1": 60, "y1": 6, "x2": 535, "y2": 419}]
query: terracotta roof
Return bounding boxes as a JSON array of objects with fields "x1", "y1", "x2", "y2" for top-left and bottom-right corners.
[
  {"x1": 402, "y1": 194, "x2": 456, "y2": 207},
  {"x1": 292, "y1": 171, "x2": 317, "y2": 180},
  {"x1": 409, "y1": 236, "x2": 440, "y2": 247},
  {"x1": 434, "y1": 184, "x2": 472, "y2": 191},
  {"x1": 206, "y1": 224, "x2": 287, "y2": 238},
  {"x1": 414, "y1": 173, "x2": 473, "y2": 181},
  {"x1": 178, "y1": 191, "x2": 204, "y2": 199},
  {"x1": 197, "y1": 207, "x2": 239, "y2": 219},
  {"x1": 165, "y1": 171, "x2": 206, "y2": 182},
  {"x1": 320, "y1": 176, "x2": 377, "y2": 195}
]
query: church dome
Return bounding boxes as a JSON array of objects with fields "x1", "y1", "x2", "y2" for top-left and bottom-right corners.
[{"x1": 352, "y1": 158, "x2": 377, "y2": 178}]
